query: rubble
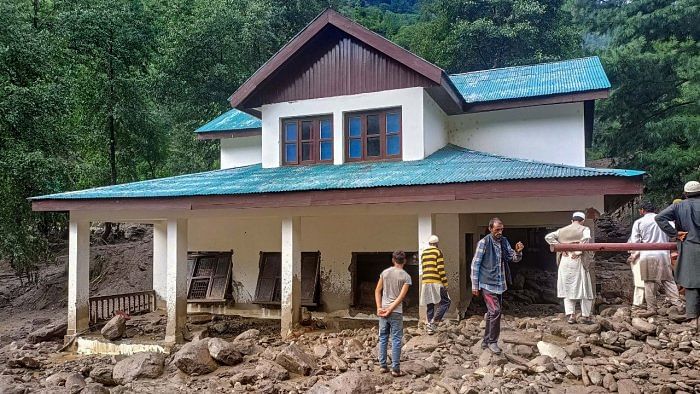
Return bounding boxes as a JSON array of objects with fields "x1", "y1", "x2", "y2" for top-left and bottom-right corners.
[
  {"x1": 172, "y1": 339, "x2": 218, "y2": 375},
  {"x1": 112, "y1": 352, "x2": 165, "y2": 384},
  {"x1": 100, "y1": 314, "x2": 126, "y2": 340}
]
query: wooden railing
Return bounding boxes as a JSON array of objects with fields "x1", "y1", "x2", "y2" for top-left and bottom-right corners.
[{"x1": 89, "y1": 290, "x2": 157, "y2": 324}]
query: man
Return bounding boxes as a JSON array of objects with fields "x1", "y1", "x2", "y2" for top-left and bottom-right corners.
[
  {"x1": 420, "y1": 235, "x2": 450, "y2": 335},
  {"x1": 656, "y1": 181, "x2": 700, "y2": 328},
  {"x1": 375, "y1": 250, "x2": 412, "y2": 377},
  {"x1": 471, "y1": 218, "x2": 524, "y2": 354},
  {"x1": 627, "y1": 201, "x2": 683, "y2": 317},
  {"x1": 545, "y1": 212, "x2": 595, "y2": 324}
]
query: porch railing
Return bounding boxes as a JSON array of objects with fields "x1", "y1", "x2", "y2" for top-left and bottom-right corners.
[{"x1": 89, "y1": 290, "x2": 157, "y2": 324}]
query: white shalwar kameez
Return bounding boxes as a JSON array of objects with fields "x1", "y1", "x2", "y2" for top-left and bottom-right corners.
[{"x1": 546, "y1": 226, "x2": 594, "y2": 316}]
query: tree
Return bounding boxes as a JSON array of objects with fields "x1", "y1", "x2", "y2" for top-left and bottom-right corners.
[
  {"x1": 574, "y1": 0, "x2": 700, "y2": 202},
  {"x1": 393, "y1": 0, "x2": 582, "y2": 72}
]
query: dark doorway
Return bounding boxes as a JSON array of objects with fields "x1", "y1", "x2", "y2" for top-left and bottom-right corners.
[
  {"x1": 350, "y1": 252, "x2": 419, "y2": 312},
  {"x1": 253, "y1": 251, "x2": 321, "y2": 308}
]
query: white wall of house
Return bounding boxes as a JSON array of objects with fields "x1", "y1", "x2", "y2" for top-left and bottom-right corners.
[
  {"x1": 423, "y1": 90, "x2": 448, "y2": 157},
  {"x1": 260, "y1": 87, "x2": 426, "y2": 168},
  {"x1": 220, "y1": 135, "x2": 262, "y2": 169},
  {"x1": 447, "y1": 103, "x2": 586, "y2": 166}
]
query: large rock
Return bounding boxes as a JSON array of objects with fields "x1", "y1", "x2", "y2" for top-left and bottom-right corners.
[
  {"x1": 207, "y1": 338, "x2": 243, "y2": 366},
  {"x1": 81, "y1": 384, "x2": 110, "y2": 394},
  {"x1": 64, "y1": 373, "x2": 86, "y2": 393},
  {"x1": 537, "y1": 341, "x2": 568, "y2": 361},
  {"x1": 234, "y1": 329, "x2": 259, "y2": 341},
  {"x1": 402, "y1": 335, "x2": 439, "y2": 353},
  {"x1": 308, "y1": 371, "x2": 391, "y2": 394},
  {"x1": 255, "y1": 360, "x2": 289, "y2": 381},
  {"x1": 26, "y1": 320, "x2": 67, "y2": 344},
  {"x1": 631, "y1": 318, "x2": 656, "y2": 335},
  {"x1": 173, "y1": 340, "x2": 218, "y2": 375},
  {"x1": 275, "y1": 343, "x2": 317, "y2": 376},
  {"x1": 7, "y1": 356, "x2": 41, "y2": 369},
  {"x1": 44, "y1": 372, "x2": 69, "y2": 387},
  {"x1": 401, "y1": 360, "x2": 427, "y2": 377},
  {"x1": 89, "y1": 365, "x2": 116, "y2": 386},
  {"x1": 101, "y1": 315, "x2": 126, "y2": 340},
  {"x1": 112, "y1": 352, "x2": 165, "y2": 384}
]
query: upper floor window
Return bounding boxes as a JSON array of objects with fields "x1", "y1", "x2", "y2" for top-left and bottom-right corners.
[
  {"x1": 345, "y1": 108, "x2": 401, "y2": 162},
  {"x1": 282, "y1": 115, "x2": 333, "y2": 165}
]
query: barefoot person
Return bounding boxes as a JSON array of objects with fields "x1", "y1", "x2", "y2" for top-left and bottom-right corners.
[
  {"x1": 375, "y1": 251, "x2": 412, "y2": 377},
  {"x1": 471, "y1": 218, "x2": 524, "y2": 354},
  {"x1": 545, "y1": 212, "x2": 595, "y2": 324},
  {"x1": 420, "y1": 235, "x2": 451, "y2": 335}
]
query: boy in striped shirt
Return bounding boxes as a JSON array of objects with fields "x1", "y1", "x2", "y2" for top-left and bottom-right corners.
[{"x1": 420, "y1": 235, "x2": 451, "y2": 335}]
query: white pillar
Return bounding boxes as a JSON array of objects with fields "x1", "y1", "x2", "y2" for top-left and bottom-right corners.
[
  {"x1": 67, "y1": 218, "x2": 90, "y2": 338},
  {"x1": 281, "y1": 216, "x2": 301, "y2": 338},
  {"x1": 436, "y1": 214, "x2": 460, "y2": 317},
  {"x1": 165, "y1": 218, "x2": 188, "y2": 344},
  {"x1": 417, "y1": 213, "x2": 434, "y2": 322},
  {"x1": 152, "y1": 221, "x2": 167, "y2": 309}
]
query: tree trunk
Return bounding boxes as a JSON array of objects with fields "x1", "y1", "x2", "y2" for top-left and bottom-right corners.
[{"x1": 103, "y1": 37, "x2": 117, "y2": 242}]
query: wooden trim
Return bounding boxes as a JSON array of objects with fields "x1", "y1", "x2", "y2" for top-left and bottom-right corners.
[
  {"x1": 228, "y1": 9, "x2": 447, "y2": 108},
  {"x1": 584, "y1": 100, "x2": 595, "y2": 148},
  {"x1": 463, "y1": 89, "x2": 609, "y2": 113},
  {"x1": 196, "y1": 129, "x2": 262, "y2": 140},
  {"x1": 31, "y1": 176, "x2": 643, "y2": 212}
]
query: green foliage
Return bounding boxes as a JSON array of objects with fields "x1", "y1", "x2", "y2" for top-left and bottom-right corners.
[{"x1": 576, "y1": 0, "x2": 700, "y2": 203}]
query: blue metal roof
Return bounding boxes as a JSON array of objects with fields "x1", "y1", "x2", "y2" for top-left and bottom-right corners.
[
  {"x1": 195, "y1": 108, "x2": 261, "y2": 133},
  {"x1": 449, "y1": 57, "x2": 611, "y2": 103},
  {"x1": 32, "y1": 145, "x2": 642, "y2": 201}
]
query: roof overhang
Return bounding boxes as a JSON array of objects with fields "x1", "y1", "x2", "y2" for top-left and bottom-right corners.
[
  {"x1": 32, "y1": 177, "x2": 642, "y2": 213},
  {"x1": 196, "y1": 129, "x2": 261, "y2": 141},
  {"x1": 462, "y1": 89, "x2": 609, "y2": 114}
]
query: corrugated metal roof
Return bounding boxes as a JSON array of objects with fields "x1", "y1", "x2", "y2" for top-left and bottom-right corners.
[
  {"x1": 32, "y1": 144, "x2": 642, "y2": 201},
  {"x1": 196, "y1": 57, "x2": 610, "y2": 134},
  {"x1": 195, "y1": 108, "x2": 261, "y2": 133},
  {"x1": 449, "y1": 57, "x2": 611, "y2": 103}
]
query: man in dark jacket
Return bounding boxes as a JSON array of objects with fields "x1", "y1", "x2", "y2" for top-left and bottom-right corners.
[
  {"x1": 656, "y1": 181, "x2": 700, "y2": 329},
  {"x1": 471, "y1": 218, "x2": 524, "y2": 354}
]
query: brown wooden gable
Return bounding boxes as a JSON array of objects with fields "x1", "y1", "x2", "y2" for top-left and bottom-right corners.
[
  {"x1": 243, "y1": 26, "x2": 436, "y2": 108},
  {"x1": 229, "y1": 9, "x2": 464, "y2": 113}
]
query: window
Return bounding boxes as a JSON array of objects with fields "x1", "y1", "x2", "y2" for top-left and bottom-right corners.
[
  {"x1": 282, "y1": 116, "x2": 333, "y2": 165},
  {"x1": 345, "y1": 108, "x2": 402, "y2": 162},
  {"x1": 253, "y1": 252, "x2": 321, "y2": 307}
]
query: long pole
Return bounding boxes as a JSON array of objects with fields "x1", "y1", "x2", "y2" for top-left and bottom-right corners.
[{"x1": 551, "y1": 242, "x2": 677, "y2": 252}]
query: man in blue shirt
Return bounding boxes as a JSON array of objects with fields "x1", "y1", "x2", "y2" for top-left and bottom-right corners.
[{"x1": 471, "y1": 217, "x2": 524, "y2": 354}]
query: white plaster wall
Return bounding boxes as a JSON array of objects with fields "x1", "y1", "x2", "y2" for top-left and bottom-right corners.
[
  {"x1": 220, "y1": 135, "x2": 262, "y2": 169},
  {"x1": 447, "y1": 103, "x2": 586, "y2": 166},
  {"x1": 260, "y1": 87, "x2": 425, "y2": 168},
  {"x1": 423, "y1": 91, "x2": 448, "y2": 157}
]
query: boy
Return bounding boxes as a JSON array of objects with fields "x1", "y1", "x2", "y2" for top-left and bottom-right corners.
[{"x1": 375, "y1": 250, "x2": 412, "y2": 377}]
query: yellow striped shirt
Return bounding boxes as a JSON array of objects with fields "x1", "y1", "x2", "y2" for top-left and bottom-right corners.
[{"x1": 421, "y1": 246, "x2": 448, "y2": 287}]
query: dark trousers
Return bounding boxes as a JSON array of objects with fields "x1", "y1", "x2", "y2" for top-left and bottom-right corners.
[
  {"x1": 687, "y1": 288, "x2": 700, "y2": 318},
  {"x1": 482, "y1": 289, "x2": 503, "y2": 344},
  {"x1": 427, "y1": 287, "x2": 451, "y2": 323}
]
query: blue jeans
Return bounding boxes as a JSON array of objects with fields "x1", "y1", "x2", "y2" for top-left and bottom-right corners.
[
  {"x1": 378, "y1": 312, "x2": 403, "y2": 370},
  {"x1": 427, "y1": 286, "x2": 451, "y2": 323}
]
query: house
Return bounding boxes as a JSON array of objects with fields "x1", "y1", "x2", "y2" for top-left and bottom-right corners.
[{"x1": 31, "y1": 9, "x2": 643, "y2": 344}]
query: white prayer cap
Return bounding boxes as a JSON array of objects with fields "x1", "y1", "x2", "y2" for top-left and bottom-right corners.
[
  {"x1": 684, "y1": 181, "x2": 700, "y2": 194},
  {"x1": 428, "y1": 235, "x2": 439, "y2": 244},
  {"x1": 572, "y1": 211, "x2": 586, "y2": 220}
]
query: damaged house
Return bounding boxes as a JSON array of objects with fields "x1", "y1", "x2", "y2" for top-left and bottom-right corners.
[{"x1": 31, "y1": 9, "x2": 643, "y2": 344}]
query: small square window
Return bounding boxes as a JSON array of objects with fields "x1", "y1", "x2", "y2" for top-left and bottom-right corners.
[
  {"x1": 320, "y1": 141, "x2": 333, "y2": 161},
  {"x1": 285, "y1": 122, "x2": 297, "y2": 142},
  {"x1": 349, "y1": 117, "x2": 361, "y2": 137},
  {"x1": 301, "y1": 142, "x2": 312, "y2": 161},
  {"x1": 301, "y1": 121, "x2": 312, "y2": 141},
  {"x1": 387, "y1": 135, "x2": 400, "y2": 155},
  {"x1": 282, "y1": 116, "x2": 332, "y2": 165},
  {"x1": 345, "y1": 108, "x2": 401, "y2": 162},
  {"x1": 367, "y1": 114, "x2": 380, "y2": 135},
  {"x1": 386, "y1": 113, "x2": 400, "y2": 134},
  {"x1": 349, "y1": 139, "x2": 362, "y2": 159},
  {"x1": 367, "y1": 137, "x2": 380, "y2": 157},
  {"x1": 320, "y1": 119, "x2": 332, "y2": 139},
  {"x1": 285, "y1": 143, "x2": 297, "y2": 163}
]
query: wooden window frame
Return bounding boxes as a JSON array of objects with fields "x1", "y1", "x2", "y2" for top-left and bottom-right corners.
[
  {"x1": 281, "y1": 115, "x2": 333, "y2": 165},
  {"x1": 344, "y1": 107, "x2": 402, "y2": 162}
]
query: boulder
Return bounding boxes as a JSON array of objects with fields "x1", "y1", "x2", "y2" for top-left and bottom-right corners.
[
  {"x1": 173, "y1": 340, "x2": 218, "y2": 375},
  {"x1": 101, "y1": 315, "x2": 126, "y2": 340},
  {"x1": 64, "y1": 372, "x2": 86, "y2": 393},
  {"x1": 44, "y1": 372, "x2": 69, "y2": 387},
  {"x1": 26, "y1": 320, "x2": 67, "y2": 344},
  {"x1": 537, "y1": 341, "x2": 568, "y2": 361},
  {"x1": 234, "y1": 329, "x2": 259, "y2": 341},
  {"x1": 7, "y1": 356, "x2": 40, "y2": 369},
  {"x1": 207, "y1": 338, "x2": 243, "y2": 366},
  {"x1": 89, "y1": 365, "x2": 116, "y2": 386},
  {"x1": 308, "y1": 371, "x2": 391, "y2": 394},
  {"x1": 325, "y1": 352, "x2": 348, "y2": 372},
  {"x1": 255, "y1": 360, "x2": 289, "y2": 381},
  {"x1": 313, "y1": 344, "x2": 328, "y2": 358},
  {"x1": 81, "y1": 383, "x2": 110, "y2": 394},
  {"x1": 275, "y1": 343, "x2": 317, "y2": 376},
  {"x1": 564, "y1": 343, "x2": 584, "y2": 358},
  {"x1": 112, "y1": 352, "x2": 165, "y2": 384},
  {"x1": 401, "y1": 361, "x2": 427, "y2": 377},
  {"x1": 402, "y1": 335, "x2": 439, "y2": 353}
]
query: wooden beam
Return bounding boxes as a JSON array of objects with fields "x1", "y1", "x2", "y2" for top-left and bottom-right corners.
[{"x1": 552, "y1": 242, "x2": 676, "y2": 252}]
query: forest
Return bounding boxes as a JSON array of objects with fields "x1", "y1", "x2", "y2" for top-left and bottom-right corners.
[{"x1": 1, "y1": 0, "x2": 698, "y2": 280}]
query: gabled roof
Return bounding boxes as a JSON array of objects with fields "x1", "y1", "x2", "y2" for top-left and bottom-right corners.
[
  {"x1": 32, "y1": 144, "x2": 642, "y2": 202},
  {"x1": 450, "y1": 57, "x2": 610, "y2": 109}
]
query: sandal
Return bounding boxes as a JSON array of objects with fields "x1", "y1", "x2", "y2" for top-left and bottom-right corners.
[{"x1": 391, "y1": 369, "x2": 405, "y2": 377}]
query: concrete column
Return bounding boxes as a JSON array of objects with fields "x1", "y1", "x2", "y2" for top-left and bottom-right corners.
[
  {"x1": 436, "y1": 214, "x2": 460, "y2": 317},
  {"x1": 152, "y1": 221, "x2": 167, "y2": 309},
  {"x1": 67, "y1": 219, "x2": 90, "y2": 338},
  {"x1": 165, "y1": 218, "x2": 188, "y2": 344},
  {"x1": 417, "y1": 213, "x2": 435, "y2": 322},
  {"x1": 280, "y1": 216, "x2": 301, "y2": 338}
]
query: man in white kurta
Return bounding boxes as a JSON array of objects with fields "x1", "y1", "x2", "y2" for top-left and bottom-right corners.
[
  {"x1": 628, "y1": 201, "x2": 683, "y2": 316},
  {"x1": 546, "y1": 212, "x2": 595, "y2": 324}
]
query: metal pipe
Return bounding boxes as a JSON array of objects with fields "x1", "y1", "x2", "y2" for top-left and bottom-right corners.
[{"x1": 551, "y1": 242, "x2": 677, "y2": 252}]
